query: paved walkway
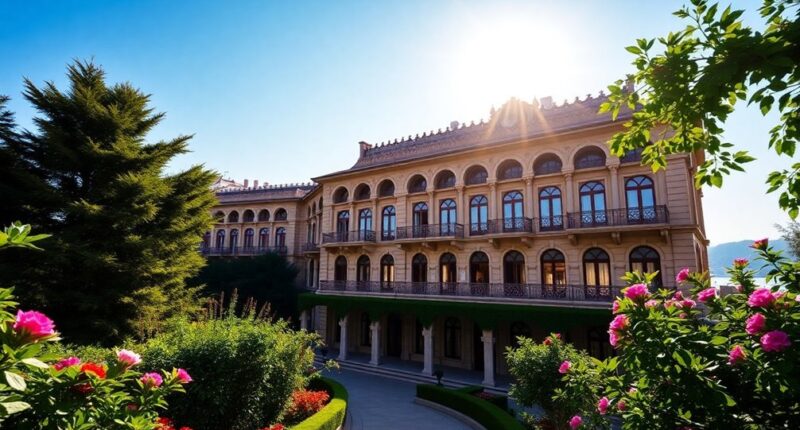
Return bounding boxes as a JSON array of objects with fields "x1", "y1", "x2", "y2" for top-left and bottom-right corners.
[{"x1": 324, "y1": 368, "x2": 471, "y2": 430}]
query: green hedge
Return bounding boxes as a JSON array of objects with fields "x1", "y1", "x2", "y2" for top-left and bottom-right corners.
[
  {"x1": 293, "y1": 377, "x2": 349, "y2": 430},
  {"x1": 454, "y1": 385, "x2": 509, "y2": 411},
  {"x1": 416, "y1": 384, "x2": 523, "y2": 430}
]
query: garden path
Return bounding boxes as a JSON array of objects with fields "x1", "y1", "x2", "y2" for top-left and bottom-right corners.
[{"x1": 325, "y1": 368, "x2": 472, "y2": 430}]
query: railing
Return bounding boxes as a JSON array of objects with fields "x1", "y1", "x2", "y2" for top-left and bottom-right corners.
[
  {"x1": 567, "y1": 206, "x2": 669, "y2": 229},
  {"x1": 538, "y1": 215, "x2": 565, "y2": 232},
  {"x1": 318, "y1": 280, "x2": 621, "y2": 303},
  {"x1": 201, "y1": 246, "x2": 287, "y2": 256},
  {"x1": 486, "y1": 218, "x2": 533, "y2": 234},
  {"x1": 396, "y1": 223, "x2": 464, "y2": 239},
  {"x1": 302, "y1": 242, "x2": 320, "y2": 252},
  {"x1": 322, "y1": 230, "x2": 376, "y2": 244}
]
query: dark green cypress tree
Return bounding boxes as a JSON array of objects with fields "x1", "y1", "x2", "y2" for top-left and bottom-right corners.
[{"x1": 0, "y1": 61, "x2": 218, "y2": 344}]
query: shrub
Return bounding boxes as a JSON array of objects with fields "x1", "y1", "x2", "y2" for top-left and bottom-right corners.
[
  {"x1": 416, "y1": 384, "x2": 523, "y2": 430},
  {"x1": 284, "y1": 389, "x2": 330, "y2": 423},
  {"x1": 291, "y1": 377, "x2": 348, "y2": 430}
]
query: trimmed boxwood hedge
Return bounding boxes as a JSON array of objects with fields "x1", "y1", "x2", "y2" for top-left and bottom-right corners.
[
  {"x1": 416, "y1": 384, "x2": 523, "y2": 430},
  {"x1": 292, "y1": 377, "x2": 348, "y2": 430},
  {"x1": 455, "y1": 386, "x2": 509, "y2": 412}
]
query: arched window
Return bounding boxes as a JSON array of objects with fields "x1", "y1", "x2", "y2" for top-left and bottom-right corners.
[
  {"x1": 541, "y1": 249, "x2": 566, "y2": 285},
  {"x1": 360, "y1": 313, "x2": 371, "y2": 346},
  {"x1": 307, "y1": 207, "x2": 311, "y2": 218},
  {"x1": 534, "y1": 154, "x2": 563, "y2": 175},
  {"x1": 470, "y1": 252, "x2": 490, "y2": 284},
  {"x1": 337, "y1": 211, "x2": 350, "y2": 236},
  {"x1": 503, "y1": 191, "x2": 524, "y2": 232},
  {"x1": 333, "y1": 187, "x2": 349, "y2": 203},
  {"x1": 312, "y1": 202, "x2": 317, "y2": 214},
  {"x1": 583, "y1": 248, "x2": 611, "y2": 286},
  {"x1": 380, "y1": 255, "x2": 395, "y2": 287},
  {"x1": 215, "y1": 230, "x2": 225, "y2": 249},
  {"x1": 625, "y1": 176, "x2": 656, "y2": 222},
  {"x1": 444, "y1": 317, "x2": 461, "y2": 359},
  {"x1": 464, "y1": 165, "x2": 488, "y2": 185},
  {"x1": 258, "y1": 228, "x2": 269, "y2": 249},
  {"x1": 274, "y1": 208, "x2": 287, "y2": 221},
  {"x1": 229, "y1": 229, "x2": 239, "y2": 251},
  {"x1": 378, "y1": 180, "x2": 395, "y2": 197},
  {"x1": 407, "y1": 175, "x2": 427, "y2": 193},
  {"x1": 358, "y1": 208, "x2": 372, "y2": 234},
  {"x1": 435, "y1": 170, "x2": 456, "y2": 189},
  {"x1": 574, "y1": 146, "x2": 607, "y2": 169},
  {"x1": 539, "y1": 187, "x2": 563, "y2": 231},
  {"x1": 510, "y1": 321, "x2": 531, "y2": 348},
  {"x1": 470, "y1": 195, "x2": 489, "y2": 235},
  {"x1": 243, "y1": 228, "x2": 254, "y2": 249},
  {"x1": 579, "y1": 182, "x2": 607, "y2": 226},
  {"x1": 413, "y1": 202, "x2": 429, "y2": 232},
  {"x1": 503, "y1": 251, "x2": 525, "y2": 284},
  {"x1": 412, "y1": 253, "x2": 428, "y2": 283},
  {"x1": 381, "y1": 206, "x2": 396, "y2": 240},
  {"x1": 354, "y1": 184, "x2": 371, "y2": 201},
  {"x1": 439, "y1": 199, "x2": 456, "y2": 235},
  {"x1": 257, "y1": 209, "x2": 270, "y2": 222},
  {"x1": 202, "y1": 231, "x2": 211, "y2": 250},
  {"x1": 630, "y1": 246, "x2": 662, "y2": 287},
  {"x1": 497, "y1": 160, "x2": 523, "y2": 180},
  {"x1": 357, "y1": 255, "x2": 370, "y2": 282},
  {"x1": 334, "y1": 256, "x2": 348, "y2": 282},
  {"x1": 243, "y1": 210, "x2": 255, "y2": 223},
  {"x1": 227, "y1": 211, "x2": 240, "y2": 223},
  {"x1": 275, "y1": 227, "x2": 286, "y2": 248},
  {"x1": 440, "y1": 253, "x2": 457, "y2": 284},
  {"x1": 213, "y1": 211, "x2": 225, "y2": 223}
]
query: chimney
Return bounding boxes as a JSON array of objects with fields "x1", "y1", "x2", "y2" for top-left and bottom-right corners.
[
  {"x1": 253, "y1": 180, "x2": 259, "y2": 188},
  {"x1": 540, "y1": 96, "x2": 554, "y2": 109},
  {"x1": 358, "y1": 141, "x2": 372, "y2": 157},
  {"x1": 243, "y1": 179, "x2": 249, "y2": 188}
]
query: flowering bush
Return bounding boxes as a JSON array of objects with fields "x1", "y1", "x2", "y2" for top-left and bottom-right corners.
[
  {"x1": 284, "y1": 389, "x2": 330, "y2": 423},
  {"x1": 556, "y1": 240, "x2": 800, "y2": 429}
]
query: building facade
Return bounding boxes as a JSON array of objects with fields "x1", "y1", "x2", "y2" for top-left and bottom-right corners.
[{"x1": 205, "y1": 94, "x2": 708, "y2": 386}]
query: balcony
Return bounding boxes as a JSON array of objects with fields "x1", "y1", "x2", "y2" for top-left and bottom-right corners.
[
  {"x1": 318, "y1": 280, "x2": 620, "y2": 305},
  {"x1": 567, "y1": 206, "x2": 669, "y2": 229},
  {"x1": 201, "y1": 246, "x2": 288, "y2": 256},
  {"x1": 322, "y1": 230, "x2": 376, "y2": 244},
  {"x1": 302, "y1": 242, "x2": 320, "y2": 253},
  {"x1": 395, "y1": 223, "x2": 464, "y2": 240},
  {"x1": 469, "y1": 218, "x2": 533, "y2": 235}
]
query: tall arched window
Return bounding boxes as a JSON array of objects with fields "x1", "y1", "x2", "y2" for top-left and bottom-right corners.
[
  {"x1": 337, "y1": 211, "x2": 350, "y2": 239},
  {"x1": 243, "y1": 228, "x2": 254, "y2": 249},
  {"x1": 464, "y1": 165, "x2": 488, "y2": 185},
  {"x1": 213, "y1": 211, "x2": 225, "y2": 223},
  {"x1": 258, "y1": 228, "x2": 269, "y2": 249},
  {"x1": 228, "y1": 211, "x2": 240, "y2": 223},
  {"x1": 503, "y1": 191, "x2": 524, "y2": 232},
  {"x1": 360, "y1": 313, "x2": 371, "y2": 346},
  {"x1": 503, "y1": 251, "x2": 525, "y2": 284},
  {"x1": 202, "y1": 231, "x2": 211, "y2": 250},
  {"x1": 510, "y1": 321, "x2": 531, "y2": 348},
  {"x1": 541, "y1": 249, "x2": 566, "y2": 285},
  {"x1": 381, "y1": 206, "x2": 396, "y2": 240},
  {"x1": 358, "y1": 209, "x2": 372, "y2": 237},
  {"x1": 275, "y1": 227, "x2": 286, "y2": 248},
  {"x1": 579, "y1": 181, "x2": 607, "y2": 226},
  {"x1": 470, "y1": 195, "x2": 489, "y2": 235},
  {"x1": 413, "y1": 202, "x2": 429, "y2": 237},
  {"x1": 439, "y1": 199, "x2": 456, "y2": 235},
  {"x1": 444, "y1": 317, "x2": 462, "y2": 359},
  {"x1": 583, "y1": 248, "x2": 611, "y2": 286},
  {"x1": 574, "y1": 146, "x2": 606, "y2": 169},
  {"x1": 625, "y1": 176, "x2": 656, "y2": 222},
  {"x1": 258, "y1": 209, "x2": 270, "y2": 222},
  {"x1": 274, "y1": 208, "x2": 287, "y2": 221},
  {"x1": 215, "y1": 230, "x2": 225, "y2": 249},
  {"x1": 357, "y1": 255, "x2": 370, "y2": 283},
  {"x1": 354, "y1": 184, "x2": 371, "y2": 201},
  {"x1": 435, "y1": 170, "x2": 456, "y2": 189},
  {"x1": 412, "y1": 253, "x2": 428, "y2": 283},
  {"x1": 334, "y1": 256, "x2": 348, "y2": 282},
  {"x1": 407, "y1": 175, "x2": 427, "y2": 193},
  {"x1": 630, "y1": 246, "x2": 662, "y2": 287},
  {"x1": 539, "y1": 187, "x2": 563, "y2": 231},
  {"x1": 333, "y1": 187, "x2": 349, "y2": 203},
  {"x1": 229, "y1": 229, "x2": 239, "y2": 251},
  {"x1": 378, "y1": 180, "x2": 395, "y2": 197},
  {"x1": 440, "y1": 253, "x2": 457, "y2": 284},
  {"x1": 497, "y1": 160, "x2": 523, "y2": 180},
  {"x1": 470, "y1": 252, "x2": 490, "y2": 284},
  {"x1": 380, "y1": 255, "x2": 395, "y2": 287},
  {"x1": 243, "y1": 210, "x2": 255, "y2": 222},
  {"x1": 533, "y1": 154, "x2": 563, "y2": 175}
]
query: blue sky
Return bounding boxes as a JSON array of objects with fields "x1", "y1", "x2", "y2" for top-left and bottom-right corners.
[{"x1": 0, "y1": 0, "x2": 788, "y2": 244}]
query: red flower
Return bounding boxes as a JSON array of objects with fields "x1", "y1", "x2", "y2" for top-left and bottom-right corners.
[
  {"x1": 285, "y1": 389, "x2": 330, "y2": 422},
  {"x1": 79, "y1": 362, "x2": 107, "y2": 379}
]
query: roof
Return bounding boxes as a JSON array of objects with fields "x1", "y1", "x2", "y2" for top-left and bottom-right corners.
[{"x1": 215, "y1": 182, "x2": 317, "y2": 205}]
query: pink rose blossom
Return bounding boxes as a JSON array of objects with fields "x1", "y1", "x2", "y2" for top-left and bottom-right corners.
[
  {"x1": 608, "y1": 330, "x2": 620, "y2": 348},
  {"x1": 748, "y1": 288, "x2": 776, "y2": 308},
  {"x1": 140, "y1": 372, "x2": 163, "y2": 388},
  {"x1": 624, "y1": 284, "x2": 650, "y2": 301},
  {"x1": 617, "y1": 400, "x2": 627, "y2": 411},
  {"x1": 53, "y1": 356, "x2": 80, "y2": 371},
  {"x1": 117, "y1": 349, "x2": 141, "y2": 368},
  {"x1": 569, "y1": 415, "x2": 583, "y2": 429},
  {"x1": 597, "y1": 396, "x2": 609, "y2": 415},
  {"x1": 751, "y1": 238, "x2": 769, "y2": 250},
  {"x1": 678, "y1": 312, "x2": 688, "y2": 319},
  {"x1": 681, "y1": 298, "x2": 696, "y2": 309},
  {"x1": 645, "y1": 299, "x2": 659, "y2": 308},
  {"x1": 697, "y1": 288, "x2": 717, "y2": 303},
  {"x1": 745, "y1": 313, "x2": 767, "y2": 335},
  {"x1": 760, "y1": 330, "x2": 791, "y2": 352},
  {"x1": 728, "y1": 345, "x2": 746, "y2": 365},
  {"x1": 175, "y1": 368, "x2": 192, "y2": 384},
  {"x1": 675, "y1": 268, "x2": 690, "y2": 283},
  {"x1": 628, "y1": 387, "x2": 638, "y2": 394},
  {"x1": 558, "y1": 360, "x2": 572, "y2": 374},
  {"x1": 13, "y1": 310, "x2": 55, "y2": 339},
  {"x1": 673, "y1": 291, "x2": 684, "y2": 300},
  {"x1": 733, "y1": 258, "x2": 748, "y2": 268},
  {"x1": 609, "y1": 314, "x2": 630, "y2": 333},
  {"x1": 612, "y1": 300, "x2": 621, "y2": 314}
]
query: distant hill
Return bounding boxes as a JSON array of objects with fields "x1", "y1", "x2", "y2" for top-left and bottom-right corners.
[{"x1": 708, "y1": 239, "x2": 791, "y2": 276}]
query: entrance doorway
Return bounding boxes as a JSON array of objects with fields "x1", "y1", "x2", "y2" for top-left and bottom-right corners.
[
  {"x1": 473, "y1": 323, "x2": 484, "y2": 371},
  {"x1": 387, "y1": 315, "x2": 403, "y2": 357}
]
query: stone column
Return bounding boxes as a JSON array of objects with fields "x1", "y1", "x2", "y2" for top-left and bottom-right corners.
[
  {"x1": 564, "y1": 172, "x2": 575, "y2": 213},
  {"x1": 369, "y1": 321, "x2": 381, "y2": 366},
  {"x1": 337, "y1": 315, "x2": 349, "y2": 361},
  {"x1": 422, "y1": 325, "x2": 434, "y2": 376},
  {"x1": 456, "y1": 186, "x2": 465, "y2": 226},
  {"x1": 300, "y1": 310, "x2": 308, "y2": 331},
  {"x1": 489, "y1": 182, "x2": 498, "y2": 220},
  {"x1": 524, "y1": 177, "x2": 534, "y2": 219},
  {"x1": 608, "y1": 165, "x2": 620, "y2": 209},
  {"x1": 428, "y1": 191, "x2": 436, "y2": 226},
  {"x1": 481, "y1": 329, "x2": 495, "y2": 386}
]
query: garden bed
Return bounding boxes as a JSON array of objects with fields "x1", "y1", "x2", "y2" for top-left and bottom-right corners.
[
  {"x1": 416, "y1": 384, "x2": 523, "y2": 430},
  {"x1": 291, "y1": 377, "x2": 348, "y2": 430}
]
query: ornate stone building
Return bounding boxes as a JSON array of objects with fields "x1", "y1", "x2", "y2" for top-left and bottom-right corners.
[{"x1": 205, "y1": 93, "x2": 708, "y2": 386}]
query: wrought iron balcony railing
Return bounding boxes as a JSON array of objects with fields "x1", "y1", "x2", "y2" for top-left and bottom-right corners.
[
  {"x1": 566, "y1": 205, "x2": 669, "y2": 229},
  {"x1": 322, "y1": 230, "x2": 376, "y2": 244},
  {"x1": 201, "y1": 246, "x2": 287, "y2": 256},
  {"x1": 318, "y1": 280, "x2": 621, "y2": 303},
  {"x1": 302, "y1": 242, "x2": 320, "y2": 252},
  {"x1": 487, "y1": 218, "x2": 534, "y2": 234},
  {"x1": 538, "y1": 215, "x2": 565, "y2": 232},
  {"x1": 395, "y1": 223, "x2": 464, "y2": 240}
]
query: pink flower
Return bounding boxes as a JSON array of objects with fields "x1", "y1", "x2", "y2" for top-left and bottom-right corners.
[
  {"x1": 53, "y1": 356, "x2": 80, "y2": 371},
  {"x1": 728, "y1": 345, "x2": 746, "y2": 365},
  {"x1": 13, "y1": 310, "x2": 55, "y2": 339},
  {"x1": 697, "y1": 288, "x2": 717, "y2": 303},
  {"x1": 760, "y1": 330, "x2": 791, "y2": 352},
  {"x1": 140, "y1": 372, "x2": 163, "y2": 388},
  {"x1": 624, "y1": 284, "x2": 650, "y2": 301},
  {"x1": 612, "y1": 300, "x2": 621, "y2": 314},
  {"x1": 543, "y1": 337, "x2": 552, "y2": 346},
  {"x1": 628, "y1": 387, "x2": 638, "y2": 394},
  {"x1": 175, "y1": 368, "x2": 192, "y2": 384},
  {"x1": 569, "y1": 415, "x2": 583, "y2": 429},
  {"x1": 745, "y1": 313, "x2": 767, "y2": 335},
  {"x1": 733, "y1": 258, "x2": 748, "y2": 268},
  {"x1": 609, "y1": 314, "x2": 630, "y2": 333},
  {"x1": 608, "y1": 330, "x2": 620, "y2": 348},
  {"x1": 748, "y1": 288, "x2": 776, "y2": 308},
  {"x1": 597, "y1": 396, "x2": 609, "y2": 415},
  {"x1": 681, "y1": 298, "x2": 696, "y2": 309},
  {"x1": 617, "y1": 400, "x2": 627, "y2": 411},
  {"x1": 558, "y1": 360, "x2": 572, "y2": 374},
  {"x1": 117, "y1": 349, "x2": 141, "y2": 368},
  {"x1": 645, "y1": 299, "x2": 659, "y2": 308},
  {"x1": 751, "y1": 238, "x2": 769, "y2": 250},
  {"x1": 675, "y1": 268, "x2": 690, "y2": 283}
]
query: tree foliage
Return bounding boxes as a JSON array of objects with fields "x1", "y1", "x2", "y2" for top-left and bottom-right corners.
[
  {"x1": 0, "y1": 61, "x2": 218, "y2": 344},
  {"x1": 602, "y1": 0, "x2": 800, "y2": 216}
]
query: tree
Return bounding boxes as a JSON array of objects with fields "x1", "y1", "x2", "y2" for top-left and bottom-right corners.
[
  {"x1": 601, "y1": 0, "x2": 800, "y2": 216},
  {"x1": 777, "y1": 221, "x2": 800, "y2": 257},
  {"x1": 0, "y1": 61, "x2": 218, "y2": 345}
]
